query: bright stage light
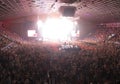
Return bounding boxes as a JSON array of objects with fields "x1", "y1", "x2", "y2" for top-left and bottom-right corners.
[
  {"x1": 37, "y1": 20, "x2": 43, "y2": 28},
  {"x1": 41, "y1": 17, "x2": 76, "y2": 41}
]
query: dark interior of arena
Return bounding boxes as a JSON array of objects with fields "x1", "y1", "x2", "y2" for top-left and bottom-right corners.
[{"x1": 0, "y1": 0, "x2": 120, "y2": 84}]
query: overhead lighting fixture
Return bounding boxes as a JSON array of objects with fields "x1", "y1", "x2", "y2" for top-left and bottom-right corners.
[{"x1": 59, "y1": 6, "x2": 76, "y2": 17}]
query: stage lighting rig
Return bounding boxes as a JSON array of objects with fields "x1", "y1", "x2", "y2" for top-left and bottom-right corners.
[{"x1": 59, "y1": 6, "x2": 76, "y2": 17}]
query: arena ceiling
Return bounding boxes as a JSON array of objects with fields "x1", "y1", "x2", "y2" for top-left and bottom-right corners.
[{"x1": 0, "y1": 0, "x2": 120, "y2": 23}]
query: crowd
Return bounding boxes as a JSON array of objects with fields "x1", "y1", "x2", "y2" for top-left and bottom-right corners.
[
  {"x1": 0, "y1": 34, "x2": 11, "y2": 48},
  {"x1": 0, "y1": 26, "x2": 120, "y2": 84},
  {"x1": 84, "y1": 26, "x2": 120, "y2": 43},
  {"x1": 0, "y1": 41, "x2": 120, "y2": 84},
  {"x1": 0, "y1": 27, "x2": 23, "y2": 43}
]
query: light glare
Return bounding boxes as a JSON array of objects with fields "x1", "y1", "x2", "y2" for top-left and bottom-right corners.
[
  {"x1": 37, "y1": 20, "x2": 43, "y2": 28},
  {"x1": 41, "y1": 18, "x2": 76, "y2": 41}
]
